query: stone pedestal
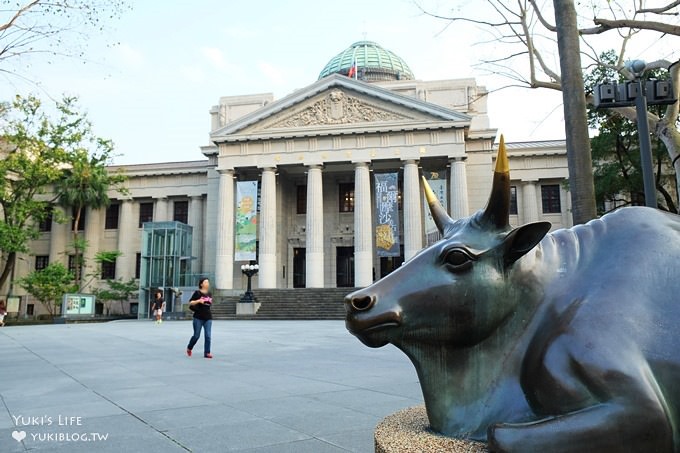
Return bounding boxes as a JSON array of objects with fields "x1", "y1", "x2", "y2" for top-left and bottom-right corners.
[
  {"x1": 374, "y1": 406, "x2": 487, "y2": 453},
  {"x1": 236, "y1": 302, "x2": 261, "y2": 315}
]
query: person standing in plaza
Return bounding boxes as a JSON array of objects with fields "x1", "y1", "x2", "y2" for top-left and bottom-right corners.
[
  {"x1": 186, "y1": 278, "x2": 213, "y2": 358},
  {"x1": 151, "y1": 290, "x2": 165, "y2": 324}
]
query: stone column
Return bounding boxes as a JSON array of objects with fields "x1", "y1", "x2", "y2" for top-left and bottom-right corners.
[
  {"x1": 188, "y1": 196, "x2": 204, "y2": 274},
  {"x1": 154, "y1": 197, "x2": 169, "y2": 222},
  {"x1": 215, "y1": 169, "x2": 235, "y2": 290},
  {"x1": 258, "y1": 167, "x2": 277, "y2": 288},
  {"x1": 522, "y1": 181, "x2": 539, "y2": 223},
  {"x1": 48, "y1": 206, "x2": 69, "y2": 266},
  {"x1": 354, "y1": 162, "x2": 373, "y2": 287},
  {"x1": 449, "y1": 157, "x2": 469, "y2": 220},
  {"x1": 115, "y1": 199, "x2": 135, "y2": 281},
  {"x1": 83, "y1": 206, "x2": 101, "y2": 290},
  {"x1": 403, "y1": 160, "x2": 423, "y2": 261},
  {"x1": 305, "y1": 165, "x2": 324, "y2": 288}
]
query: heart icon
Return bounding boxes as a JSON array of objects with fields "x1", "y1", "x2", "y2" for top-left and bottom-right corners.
[{"x1": 12, "y1": 430, "x2": 26, "y2": 442}]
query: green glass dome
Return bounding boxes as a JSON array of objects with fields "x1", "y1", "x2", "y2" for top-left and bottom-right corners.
[{"x1": 318, "y1": 41, "x2": 415, "y2": 82}]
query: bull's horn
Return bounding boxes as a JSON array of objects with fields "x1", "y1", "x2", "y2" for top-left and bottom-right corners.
[
  {"x1": 481, "y1": 134, "x2": 510, "y2": 230},
  {"x1": 422, "y1": 175, "x2": 455, "y2": 236}
]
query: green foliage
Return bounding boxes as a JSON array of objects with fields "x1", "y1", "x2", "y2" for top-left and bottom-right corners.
[
  {"x1": 19, "y1": 263, "x2": 76, "y2": 317},
  {"x1": 51, "y1": 99, "x2": 127, "y2": 288},
  {"x1": 0, "y1": 95, "x2": 74, "y2": 289},
  {"x1": 92, "y1": 277, "x2": 137, "y2": 315},
  {"x1": 585, "y1": 51, "x2": 676, "y2": 214}
]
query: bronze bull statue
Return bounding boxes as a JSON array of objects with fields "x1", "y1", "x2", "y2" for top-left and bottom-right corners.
[{"x1": 345, "y1": 136, "x2": 680, "y2": 452}]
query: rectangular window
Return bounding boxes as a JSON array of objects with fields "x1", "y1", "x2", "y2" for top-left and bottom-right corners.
[
  {"x1": 105, "y1": 203, "x2": 120, "y2": 230},
  {"x1": 101, "y1": 259, "x2": 116, "y2": 280},
  {"x1": 510, "y1": 186, "x2": 518, "y2": 215},
  {"x1": 138, "y1": 202, "x2": 154, "y2": 228},
  {"x1": 71, "y1": 208, "x2": 85, "y2": 231},
  {"x1": 339, "y1": 183, "x2": 355, "y2": 212},
  {"x1": 296, "y1": 185, "x2": 307, "y2": 214},
  {"x1": 38, "y1": 206, "x2": 53, "y2": 232},
  {"x1": 541, "y1": 184, "x2": 562, "y2": 214},
  {"x1": 35, "y1": 255, "x2": 49, "y2": 271},
  {"x1": 26, "y1": 304, "x2": 34, "y2": 316},
  {"x1": 68, "y1": 255, "x2": 82, "y2": 281},
  {"x1": 173, "y1": 200, "x2": 189, "y2": 224},
  {"x1": 135, "y1": 253, "x2": 141, "y2": 279}
]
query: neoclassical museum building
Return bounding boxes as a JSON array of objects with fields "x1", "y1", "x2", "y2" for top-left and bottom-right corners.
[{"x1": 6, "y1": 41, "x2": 571, "y2": 316}]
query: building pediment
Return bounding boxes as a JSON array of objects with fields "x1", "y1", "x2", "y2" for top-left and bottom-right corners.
[
  {"x1": 210, "y1": 74, "x2": 471, "y2": 142},
  {"x1": 264, "y1": 89, "x2": 412, "y2": 129}
]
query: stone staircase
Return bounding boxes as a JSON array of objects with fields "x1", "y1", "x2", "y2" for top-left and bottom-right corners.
[{"x1": 211, "y1": 288, "x2": 358, "y2": 320}]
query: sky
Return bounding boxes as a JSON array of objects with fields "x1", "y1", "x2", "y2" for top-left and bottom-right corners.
[{"x1": 0, "y1": 0, "x2": 677, "y2": 165}]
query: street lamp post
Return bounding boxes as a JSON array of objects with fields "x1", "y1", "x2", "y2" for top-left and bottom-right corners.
[
  {"x1": 240, "y1": 264, "x2": 259, "y2": 303},
  {"x1": 593, "y1": 59, "x2": 677, "y2": 209},
  {"x1": 633, "y1": 77, "x2": 658, "y2": 208}
]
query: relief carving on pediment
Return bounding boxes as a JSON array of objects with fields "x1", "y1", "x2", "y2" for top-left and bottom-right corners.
[{"x1": 269, "y1": 90, "x2": 410, "y2": 128}]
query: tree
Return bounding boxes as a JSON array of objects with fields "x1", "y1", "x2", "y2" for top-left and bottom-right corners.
[
  {"x1": 93, "y1": 278, "x2": 137, "y2": 315},
  {"x1": 553, "y1": 0, "x2": 597, "y2": 222},
  {"x1": 0, "y1": 0, "x2": 129, "y2": 81},
  {"x1": 418, "y1": 0, "x2": 680, "y2": 220},
  {"x1": 19, "y1": 262, "x2": 75, "y2": 317},
  {"x1": 54, "y1": 111, "x2": 127, "y2": 290},
  {"x1": 586, "y1": 51, "x2": 677, "y2": 213},
  {"x1": 0, "y1": 95, "x2": 72, "y2": 292}
]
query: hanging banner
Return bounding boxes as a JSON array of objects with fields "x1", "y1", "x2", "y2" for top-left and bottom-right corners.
[
  {"x1": 375, "y1": 172, "x2": 400, "y2": 257},
  {"x1": 423, "y1": 170, "x2": 448, "y2": 246},
  {"x1": 235, "y1": 180, "x2": 258, "y2": 261}
]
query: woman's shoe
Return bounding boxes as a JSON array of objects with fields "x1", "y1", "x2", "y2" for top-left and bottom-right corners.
[
  {"x1": 204, "y1": 353, "x2": 213, "y2": 359},
  {"x1": 186, "y1": 348, "x2": 192, "y2": 357}
]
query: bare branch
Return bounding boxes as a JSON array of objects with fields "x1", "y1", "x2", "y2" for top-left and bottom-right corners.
[
  {"x1": 636, "y1": 0, "x2": 680, "y2": 15},
  {"x1": 528, "y1": 0, "x2": 557, "y2": 32},
  {"x1": 0, "y1": 0, "x2": 41, "y2": 33},
  {"x1": 581, "y1": 18, "x2": 680, "y2": 35}
]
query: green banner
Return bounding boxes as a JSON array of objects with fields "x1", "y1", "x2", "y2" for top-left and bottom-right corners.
[{"x1": 235, "y1": 180, "x2": 258, "y2": 261}]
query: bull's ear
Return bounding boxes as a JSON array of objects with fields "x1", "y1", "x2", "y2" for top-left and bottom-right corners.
[{"x1": 502, "y1": 221, "x2": 551, "y2": 266}]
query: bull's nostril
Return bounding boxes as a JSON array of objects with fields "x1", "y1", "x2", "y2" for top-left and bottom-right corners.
[{"x1": 350, "y1": 295, "x2": 374, "y2": 312}]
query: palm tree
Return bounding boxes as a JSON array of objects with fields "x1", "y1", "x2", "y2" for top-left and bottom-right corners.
[{"x1": 55, "y1": 150, "x2": 125, "y2": 290}]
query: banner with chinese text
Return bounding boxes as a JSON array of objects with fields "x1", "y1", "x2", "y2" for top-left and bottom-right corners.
[
  {"x1": 375, "y1": 172, "x2": 400, "y2": 257},
  {"x1": 423, "y1": 170, "x2": 447, "y2": 246}
]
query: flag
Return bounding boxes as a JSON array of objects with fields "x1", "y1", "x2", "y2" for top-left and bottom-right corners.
[{"x1": 348, "y1": 59, "x2": 357, "y2": 79}]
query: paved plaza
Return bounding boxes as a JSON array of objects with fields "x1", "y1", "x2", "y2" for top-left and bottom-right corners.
[{"x1": 0, "y1": 320, "x2": 423, "y2": 452}]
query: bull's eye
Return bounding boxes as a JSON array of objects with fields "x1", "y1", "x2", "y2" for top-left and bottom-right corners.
[{"x1": 443, "y1": 249, "x2": 473, "y2": 272}]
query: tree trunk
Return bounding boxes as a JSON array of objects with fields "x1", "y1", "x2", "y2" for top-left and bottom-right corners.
[
  {"x1": 73, "y1": 206, "x2": 82, "y2": 290},
  {"x1": 0, "y1": 251, "x2": 17, "y2": 293},
  {"x1": 553, "y1": 0, "x2": 598, "y2": 223}
]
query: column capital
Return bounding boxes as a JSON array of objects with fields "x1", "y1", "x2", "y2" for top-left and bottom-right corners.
[
  {"x1": 217, "y1": 168, "x2": 234, "y2": 176},
  {"x1": 401, "y1": 158, "x2": 419, "y2": 165},
  {"x1": 153, "y1": 196, "x2": 168, "y2": 200},
  {"x1": 522, "y1": 179, "x2": 539, "y2": 184},
  {"x1": 352, "y1": 160, "x2": 370, "y2": 167},
  {"x1": 449, "y1": 156, "x2": 468, "y2": 163},
  {"x1": 306, "y1": 164, "x2": 323, "y2": 171},
  {"x1": 190, "y1": 194, "x2": 204, "y2": 200},
  {"x1": 257, "y1": 165, "x2": 277, "y2": 172}
]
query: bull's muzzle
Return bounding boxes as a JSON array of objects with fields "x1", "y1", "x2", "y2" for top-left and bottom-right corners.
[{"x1": 346, "y1": 294, "x2": 375, "y2": 312}]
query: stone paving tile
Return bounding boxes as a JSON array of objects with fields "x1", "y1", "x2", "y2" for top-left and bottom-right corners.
[{"x1": 0, "y1": 320, "x2": 423, "y2": 452}]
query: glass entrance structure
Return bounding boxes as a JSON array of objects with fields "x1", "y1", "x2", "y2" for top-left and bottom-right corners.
[{"x1": 138, "y1": 221, "x2": 195, "y2": 319}]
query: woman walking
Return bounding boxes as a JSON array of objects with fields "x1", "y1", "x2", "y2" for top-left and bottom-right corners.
[
  {"x1": 186, "y1": 278, "x2": 213, "y2": 359},
  {"x1": 151, "y1": 290, "x2": 165, "y2": 324}
]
